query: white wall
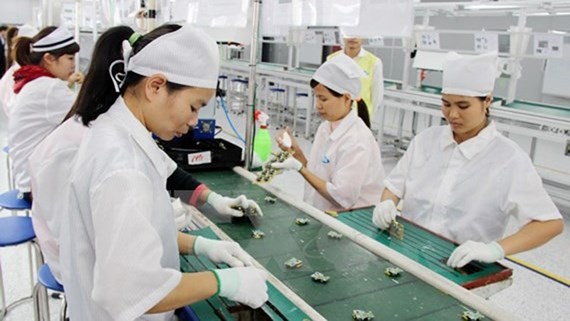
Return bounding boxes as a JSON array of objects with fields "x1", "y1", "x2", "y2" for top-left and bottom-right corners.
[{"x1": 0, "y1": 0, "x2": 40, "y2": 25}]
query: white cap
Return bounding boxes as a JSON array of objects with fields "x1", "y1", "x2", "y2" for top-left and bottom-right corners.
[
  {"x1": 31, "y1": 26, "x2": 76, "y2": 52},
  {"x1": 127, "y1": 24, "x2": 219, "y2": 89},
  {"x1": 312, "y1": 54, "x2": 365, "y2": 99},
  {"x1": 442, "y1": 51, "x2": 499, "y2": 97},
  {"x1": 17, "y1": 24, "x2": 38, "y2": 38}
]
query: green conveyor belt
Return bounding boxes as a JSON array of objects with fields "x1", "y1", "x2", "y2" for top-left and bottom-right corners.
[
  {"x1": 184, "y1": 170, "x2": 491, "y2": 321},
  {"x1": 336, "y1": 208, "x2": 511, "y2": 288},
  {"x1": 504, "y1": 100, "x2": 570, "y2": 119}
]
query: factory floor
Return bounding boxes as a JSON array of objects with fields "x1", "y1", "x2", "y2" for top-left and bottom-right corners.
[{"x1": 0, "y1": 105, "x2": 568, "y2": 321}]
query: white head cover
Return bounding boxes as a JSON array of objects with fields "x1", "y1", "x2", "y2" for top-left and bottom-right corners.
[
  {"x1": 312, "y1": 54, "x2": 365, "y2": 99},
  {"x1": 31, "y1": 26, "x2": 76, "y2": 52},
  {"x1": 442, "y1": 51, "x2": 499, "y2": 97},
  {"x1": 127, "y1": 24, "x2": 219, "y2": 89},
  {"x1": 18, "y1": 24, "x2": 39, "y2": 38}
]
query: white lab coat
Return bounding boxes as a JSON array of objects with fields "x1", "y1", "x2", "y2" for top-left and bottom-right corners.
[
  {"x1": 304, "y1": 109, "x2": 385, "y2": 211},
  {"x1": 0, "y1": 63, "x2": 18, "y2": 117},
  {"x1": 385, "y1": 122, "x2": 562, "y2": 244},
  {"x1": 28, "y1": 117, "x2": 86, "y2": 283},
  {"x1": 8, "y1": 76, "x2": 75, "y2": 193},
  {"x1": 60, "y1": 98, "x2": 180, "y2": 321}
]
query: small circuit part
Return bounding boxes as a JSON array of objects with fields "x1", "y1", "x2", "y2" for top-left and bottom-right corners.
[
  {"x1": 255, "y1": 150, "x2": 294, "y2": 183},
  {"x1": 284, "y1": 257, "x2": 303, "y2": 269},
  {"x1": 231, "y1": 205, "x2": 259, "y2": 216},
  {"x1": 251, "y1": 230, "x2": 265, "y2": 239},
  {"x1": 327, "y1": 231, "x2": 343, "y2": 239},
  {"x1": 352, "y1": 309, "x2": 374, "y2": 320},
  {"x1": 295, "y1": 218, "x2": 310, "y2": 225},
  {"x1": 462, "y1": 310, "x2": 485, "y2": 321},
  {"x1": 264, "y1": 196, "x2": 277, "y2": 204},
  {"x1": 389, "y1": 220, "x2": 405, "y2": 240},
  {"x1": 384, "y1": 267, "x2": 404, "y2": 277},
  {"x1": 310, "y1": 272, "x2": 330, "y2": 283}
]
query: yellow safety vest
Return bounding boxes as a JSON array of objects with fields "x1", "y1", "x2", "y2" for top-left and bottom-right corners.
[{"x1": 327, "y1": 50, "x2": 378, "y2": 118}]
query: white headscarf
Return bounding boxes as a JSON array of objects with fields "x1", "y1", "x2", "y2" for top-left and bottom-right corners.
[
  {"x1": 312, "y1": 54, "x2": 365, "y2": 99},
  {"x1": 31, "y1": 26, "x2": 76, "y2": 52},
  {"x1": 127, "y1": 24, "x2": 219, "y2": 89},
  {"x1": 442, "y1": 51, "x2": 499, "y2": 97}
]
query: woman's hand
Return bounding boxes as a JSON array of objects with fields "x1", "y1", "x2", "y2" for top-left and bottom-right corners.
[{"x1": 68, "y1": 71, "x2": 85, "y2": 87}]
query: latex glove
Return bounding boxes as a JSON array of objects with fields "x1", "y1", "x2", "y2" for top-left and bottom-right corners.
[
  {"x1": 271, "y1": 157, "x2": 302, "y2": 172},
  {"x1": 207, "y1": 192, "x2": 264, "y2": 217},
  {"x1": 276, "y1": 127, "x2": 296, "y2": 152},
  {"x1": 447, "y1": 241, "x2": 505, "y2": 268},
  {"x1": 194, "y1": 236, "x2": 253, "y2": 267},
  {"x1": 213, "y1": 267, "x2": 268, "y2": 309},
  {"x1": 372, "y1": 199, "x2": 398, "y2": 230}
]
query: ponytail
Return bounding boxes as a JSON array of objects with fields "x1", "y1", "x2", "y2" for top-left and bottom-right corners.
[
  {"x1": 356, "y1": 99, "x2": 371, "y2": 128},
  {"x1": 74, "y1": 24, "x2": 183, "y2": 126},
  {"x1": 15, "y1": 26, "x2": 79, "y2": 67}
]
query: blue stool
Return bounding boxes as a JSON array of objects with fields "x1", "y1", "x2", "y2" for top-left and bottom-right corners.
[
  {"x1": 33, "y1": 264, "x2": 65, "y2": 321},
  {"x1": 0, "y1": 216, "x2": 42, "y2": 320},
  {"x1": 0, "y1": 189, "x2": 32, "y2": 213}
]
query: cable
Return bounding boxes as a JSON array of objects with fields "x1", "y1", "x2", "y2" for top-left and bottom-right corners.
[{"x1": 218, "y1": 97, "x2": 245, "y2": 144}]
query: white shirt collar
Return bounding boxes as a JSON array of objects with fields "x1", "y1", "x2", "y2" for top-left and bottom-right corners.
[
  {"x1": 107, "y1": 97, "x2": 173, "y2": 180},
  {"x1": 440, "y1": 120, "x2": 498, "y2": 160},
  {"x1": 327, "y1": 109, "x2": 359, "y2": 141}
]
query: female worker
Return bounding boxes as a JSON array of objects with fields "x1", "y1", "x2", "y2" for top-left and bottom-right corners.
[
  {"x1": 52, "y1": 24, "x2": 268, "y2": 320},
  {"x1": 7, "y1": 25, "x2": 83, "y2": 200},
  {"x1": 29, "y1": 25, "x2": 263, "y2": 291},
  {"x1": 373, "y1": 51, "x2": 564, "y2": 268},
  {"x1": 273, "y1": 54, "x2": 385, "y2": 211}
]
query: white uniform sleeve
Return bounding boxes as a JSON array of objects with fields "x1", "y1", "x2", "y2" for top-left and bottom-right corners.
[
  {"x1": 326, "y1": 142, "x2": 372, "y2": 209},
  {"x1": 503, "y1": 158, "x2": 562, "y2": 226},
  {"x1": 90, "y1": 169, "x2": 181, "y2": 321},
  {"x1": 383, "y1": 137, "x2": 417, "y2": 198},
  {"x1": 372, "y1": 58, "x2": 384, "y2": 116},
  {"x1": 44, "y1": 81, "x2": 76, "y2": 126}
]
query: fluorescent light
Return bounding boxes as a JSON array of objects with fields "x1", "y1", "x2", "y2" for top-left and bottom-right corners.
[{"x1": 465, "y1": 5, "x2": 520, "y2": 10}]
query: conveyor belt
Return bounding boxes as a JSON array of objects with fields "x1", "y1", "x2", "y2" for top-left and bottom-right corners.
[
  {"x1": 336, "y1": 208, "x2": 512, "y2": 289},
  {"x1": 183, "y1": 170, "x2": 492, "y2": 320},
  {"x1": 504, "y1": 100, "x2": 570, "y2": 119}
]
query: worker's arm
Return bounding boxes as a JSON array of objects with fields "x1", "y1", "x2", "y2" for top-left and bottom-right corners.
[
  {"x1": 380, "y1": 187, "x2": 400, "y2": 205},
  {"x1": 148, "y1": 272, "x2": 218, "y2": 313},
  {"x1": 299, "y1": 166, "x2": 342, "y2": 207},
  {"x1": 499, "y1": 219, "x2": 564, "y2": 256}
]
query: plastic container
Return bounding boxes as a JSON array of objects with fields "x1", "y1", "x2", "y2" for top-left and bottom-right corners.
[{"x1": 253, "y1": 110, "x2": 272, "y2": 162}]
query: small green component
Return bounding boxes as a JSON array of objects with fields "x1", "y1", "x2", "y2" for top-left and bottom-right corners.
[
  {"x1": 384, "y1": 267, "x2": 404, "y2": 277},
  {"x1": 327, "y1": 231, "x2": 343, "y2": 239},
  {"x1": 389, "y1": 220, "x2": 405, "y2": 240},
  {"x1": 251, "y1": 230, "x2": 265, "y2": 239},
  {"x1": 352, "y1": 309, "x2": 374, "y2": 320},
  {"x1": 310, "y1": 272, "x2": 330, "y2": 283},
  {"x1": 264, "y1": 196, "x2": 277, "y2": 204},
  {"x1": 295, "y1": 218, "x2": 309, "y2": 225},
  {"x1": 284, "y1": 257, "x2": 303, "y2": 269},
  {"x1": 462, "y1": 310, "x2": 485, "y2": 321}
]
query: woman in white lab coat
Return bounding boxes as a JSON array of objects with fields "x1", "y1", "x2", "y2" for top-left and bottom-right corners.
[
  {"x1": 54, "y1": 24, "x2": 267, "y2": 321},
  {"x1": 28, "y1": 25, "x2": 263, "y2": 287},
  {"x1": 373, "y1": 51, "x2": 564, "y2": 268},
  {"x1": 7, "y1": 25, "x2": 83, "y2": 200},
  {"x1": 273, "y1": 54, "x2": 385, "y2": 211}
]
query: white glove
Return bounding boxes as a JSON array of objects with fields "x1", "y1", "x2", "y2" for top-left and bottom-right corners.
[
  {"x1": 372, "y1": 200, "x2": 398, "y2": 230},
  {"x1": 207, "y1": 192, "x2": 264, "y2": 217},
  {"x1": 194, "y1": 236, "x2": 253, "y2": 267},
  {"x1": 271, "y1": 157, "x2": 302, "y2": 172},
  {"x1": 447, "y1": 240, "x2": 505, "y2": 268},
  {"x1": 213, "y1": 267, "x2": 268, "y2": 309}
]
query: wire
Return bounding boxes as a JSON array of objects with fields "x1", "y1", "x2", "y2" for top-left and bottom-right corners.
[
  {"x1": 214, "y1": 125, "x2": 223, "y2": 136},
  {"x1": 218, "y1": 97, "x2": 246, "y2": 143}
]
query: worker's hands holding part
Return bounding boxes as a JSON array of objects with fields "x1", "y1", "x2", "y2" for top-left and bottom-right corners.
[
  {"x1": 276, "y1": 127, "x2": 297, "y2": 152},
  {"x1": 206, "y1": 191, "x2": 263, "y2": 217},
  {"x1": 213, "y1": 267, "x2": 268, "y2": 308},
  {"x1": 447, "y1": 240, "x2": 505, "y2": 268},
  {"x1": 372, "y1": 199, "x2": 398, "y2": 230},
  {"x1": 194, "y1": 236, "x2": 253, "y2": 267},
  {"x1": 68, "y1": 71, "x2": 85, "y2": 87},
  {"x1": 271, "y1": 157, "x2": 303, "y2": 172}
]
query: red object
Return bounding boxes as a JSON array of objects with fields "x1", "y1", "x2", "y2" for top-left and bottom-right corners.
[{"x1": 13, "y1": 65, "x2": 54, "y2": 94}]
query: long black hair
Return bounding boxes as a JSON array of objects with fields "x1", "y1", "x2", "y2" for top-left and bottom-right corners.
[
  {"x1": 310, "y1": 79, "x2": 371, "y2": 128},
  {"x1": 73, "y1": 24, "x2": 185, "y2": 126},
  {"x1": 14, "y1": 26, "x2": 80, "y2": 67}
]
